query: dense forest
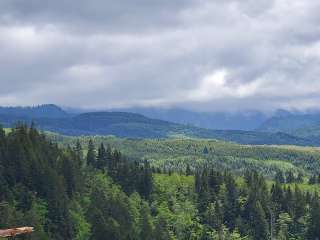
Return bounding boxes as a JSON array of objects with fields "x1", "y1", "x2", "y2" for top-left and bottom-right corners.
[
  {"x1": 1, "y1": 125, "x2": 320, "y2": 239},
  {"x1": 57, "y1": 135, "x2": 320, "y2": 180}
]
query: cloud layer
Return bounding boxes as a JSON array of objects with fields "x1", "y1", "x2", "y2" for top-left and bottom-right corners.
[{"x1": 1, "y1": 0, "x2": 320, "y2": 112}]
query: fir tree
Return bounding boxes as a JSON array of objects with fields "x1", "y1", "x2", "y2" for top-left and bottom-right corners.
[
  {"x1": 96, "y1": 143, "x2": 107, "y2": 170},
  {"x1": 86, "y1": 139, "x2": 96, "y2": 167},
  {"x1": 251, "y1": 201, "x2": 269, "y2": 240},
  {"x1": 307, "y1": 194, "x2": 320, "y2": 239},
  {"x1": 186, "y1": 164, "x2": 192, "y2": 176}
]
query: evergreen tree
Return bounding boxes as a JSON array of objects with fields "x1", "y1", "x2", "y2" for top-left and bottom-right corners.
[
  {"x1": 276, "y1": 213, "x2": 292, "y2": 240},
  {"x1": 86, "y1": 139, "x2": 96, "y2": 167},
  {"x1": 251, "y1": 201, "x2": 269, "y2": 240},
  {"x1": 286, "y1": 171, "x2": 295, "y2": 184},
  {"x1": 154, "y1": 215, "x2": 170, "y2": 240},
  {"x1": 271, "y1": 182, "x2": 284, "y2": 215},
  {"x1": 195, "y1": 170, "x2": 202, "y2": 194},
  {"x1": 140, "y1": 160, "x2": 153, "y2": 199},
  {"x1": 139, "y1": 202, "x2": 154, "y2": 240},
  {"x1": 74, "y1": 139, "x2": 84, "y2": 168},
  {"x1": 96, "y1": 143, "x2": 107, "y2": 170},
  {"x1": 297, "y1": 172, "x2": 304, "y2": 183},
  {"x1": 308, "y1": 175, "x2": 317, "y2": 185},
  {"x1": 307, "y1": 194, "x2": 320, "y2": 240},
  {"x1": 275, "y1": 171, "x2": 285, "y2": 183},
  {"x1": 203, "y1": 146, "x2": 209, "y2": 154},
  {"x1": 186, "y1": 164, "x2": 192, "y2": 176},
  {"x1": 224, "y1": 174, "x2": 239, "y2": 229}
]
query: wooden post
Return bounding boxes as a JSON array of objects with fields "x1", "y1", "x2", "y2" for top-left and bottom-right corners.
[{"x1": 0, "y1": 227, "x2": 34, "y2": 238}]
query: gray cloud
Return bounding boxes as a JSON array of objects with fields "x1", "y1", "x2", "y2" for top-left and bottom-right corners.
[{"x1": 0, "y1": 0, "x2": 320, "y2": 112}]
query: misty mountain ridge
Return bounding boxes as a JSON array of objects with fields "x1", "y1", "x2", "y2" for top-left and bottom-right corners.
[
  {"x1": 258, "y1": 112, "x2": 320, "y2": 138},
  {"x1": 0, "y1": 104, "x2": 70, "y2": 119},
  {"x1": 113, "y1": 107, "x2": 269, "y2": 131},
  {"x1": 0, "y1": 104, "x2": 319, "y2": 146}
]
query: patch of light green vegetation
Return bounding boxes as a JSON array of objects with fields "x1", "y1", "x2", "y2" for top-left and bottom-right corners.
[
  {"x1": 269, "y1": 144, "x2": 320, "y2": 153},
  {"x1": 4, "y1": 128, "x2": 11, "y2": 134},
  {"x1": 46, "y1": 132, "x2": 320, "y2": 178}
]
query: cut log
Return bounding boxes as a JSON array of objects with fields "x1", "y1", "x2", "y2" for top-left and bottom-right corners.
[{"x1": 0, "y1": 227, "x2": 34, "y2": 238}]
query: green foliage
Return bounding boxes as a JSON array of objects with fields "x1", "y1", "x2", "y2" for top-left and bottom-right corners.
[
  {"x1": 1, "y1": 125, "x2": 320, "y2": 239},
  {"x1": 57, "y1": 136, "x2": 320, "y2": 179}
]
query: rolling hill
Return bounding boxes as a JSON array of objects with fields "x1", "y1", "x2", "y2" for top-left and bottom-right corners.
[
  {"x1": 55, "y1": 134, "x2": 320, "y2": 177},
  {"x1": 258, "y1": 111, "x2": 320, "y2": 138},
  {"x1": 116, "y1": 107, "x2": 268, "y2": 131},
  {"x1": 0, "y1": 104, "x2": 319, "y2": 146}
]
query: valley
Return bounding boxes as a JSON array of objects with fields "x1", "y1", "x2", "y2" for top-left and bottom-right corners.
[{"x1": 2, "y1": 106, "x2": 320, "y2": 239}]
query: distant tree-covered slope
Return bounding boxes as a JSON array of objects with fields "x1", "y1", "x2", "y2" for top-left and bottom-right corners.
[
  {"x1": 56, "y1": 135, "x2": 320, "y2": 178},
  {"x1": 116, "y1": 107, "x2": 268, "y2": 130},
  {"x1": 0, "y1": 105, "x2": 318, "y2": 145},
  {"x1": 12, "y1": 112, "x2": 320, "y2": 145},
  {"x1": 258, "y1": 112, "x2": 320, "y2": 138},
  {"x1": 0, "y1": 104, "x2": 69, "y2": 119}
]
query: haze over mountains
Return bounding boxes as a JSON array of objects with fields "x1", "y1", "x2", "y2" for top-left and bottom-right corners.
[
  {"x1": 0, "y1": 104, "x2": 319, "y2": 146},
  {"x1": 114, "y1": 107, "x2": 269, "y2": 131}
]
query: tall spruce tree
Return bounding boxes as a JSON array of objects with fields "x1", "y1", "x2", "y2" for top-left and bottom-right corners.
[
  {"x1": 96, "y1": 143, "x2": 107, "y2": 170},
  {"x1": 307, "y1": 194, "x2": 320, "y2": 239},
  {"x1": 251, "y1": 201, "x2": 269, "y2": 240},
  {"x1": 86, "y1": 139, "x2": 96, "y2": 167}
]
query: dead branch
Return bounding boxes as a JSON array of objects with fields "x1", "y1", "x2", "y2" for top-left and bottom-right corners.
[{"x1": 0, "y1": 227, "x2": 34, "y2": 238}]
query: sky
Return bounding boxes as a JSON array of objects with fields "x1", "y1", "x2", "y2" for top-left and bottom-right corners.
[{"x1": 0, "y1": 0, "x2": 320, "y2": 112}]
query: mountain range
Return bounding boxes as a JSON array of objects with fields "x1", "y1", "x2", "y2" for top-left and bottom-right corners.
[
  {"x1": 114, "y1": 107, "x2": 269, "y2": 131},
  {"x1": 0, "y1": 104, "x2": 320, "y2": 146}
]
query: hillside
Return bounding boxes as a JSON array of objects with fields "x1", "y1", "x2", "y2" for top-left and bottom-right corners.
[
  {"x1": 117, "y1": 107, "x2": 268, "y2": 130},
  {"x1": 0, "y1": 105, "x2": 318, "y2": 146},
  {"x1": 258, "y1": 112, "x2": 320, "y2": 138},
  {"x1": 0, "y1": 104, "x2": 69, "y2": 119},
  {"x1": 3, "y1": 125, "x2": 320, "y2": 239},
  {"x1": 55, "y1": 134, "x2": 320, "y2": 178}
]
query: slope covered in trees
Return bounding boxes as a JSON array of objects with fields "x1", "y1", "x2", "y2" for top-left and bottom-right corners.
[
  {"x1": 0, "y1": 105, "x2": 318, "y2": 145},
  {"x1": 2, "y1": 125, "x2": 320, "y2": 239},
  {"x1": 57, "y1": 135, "x2": 320, "y2": 179}
]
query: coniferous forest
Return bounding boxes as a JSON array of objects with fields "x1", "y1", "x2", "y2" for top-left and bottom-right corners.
[
  {"x1": 0, "y1": 124, "x2": 320, "y2": 239},
  {"x1": 2, "y1": 0, "x2": 320, "y2": 238}
]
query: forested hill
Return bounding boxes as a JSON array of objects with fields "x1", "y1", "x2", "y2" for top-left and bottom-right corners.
[
  {"x1": 0, "y1": 105, "x2": 318, "y2": 146},
  {"x1": 1, "y1": 125, "x2": 320, "y2": 239},
  {"x1": 116, "y1": 107, "x2": 268, "y2": 131},
  {"x1": 258, "y1": 112, "x2": 320, "y2": 139},
  {"x1": 0, "y1": 104, "x2": 69, "y2": 119}
]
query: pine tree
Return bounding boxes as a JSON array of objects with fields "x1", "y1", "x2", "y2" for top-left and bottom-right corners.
[
  {"x1": 308, "y1": 175, "x2": 317, "y2": 185},
  {"x1": 74, "y1": 139, "x2": 84, "y2": 168},
  {"x1": 307, "y1": 194, "x2": 320, "y2": 239},
  {"x1": 139, "y1": 202, "x2": 154, "y2": 240},
  {"x1": 224, "y1": 175, "x2": 239, "y2": 229},
  {"x1": 96, "y1": 143, "x2": 107, "y2": 170},
  {"x1": 275, "y1": 171, "x2": 285, "y2": 183},
  {"x1": 195, "y1": 170, "x2": 202, "y2": 194},
  {"x1": 203, "y1": 146, "x2": 209, "y2": 154},
  {"x1": 297, "y1": 172, "x2": 304, "y2": 183},
  {"x1": 186, "y1": 164, "x2": 192, "y2": 176},
  {"x1": 286, "y1": 171, "x2": 295, "y2": 184},
  {"x1": 140, "y1": 160, "x2": 153, "y2": 199},
  {"x1": 271, "y1": 182, "x2": 284, "y2": 215},
  {"x1": 106, "y1": 144, "x2": 113, "y2": 170},
  {"x1": 154, "y1": 215, "x2": 170, "y2": 240},
  {"x1": 251, "y1": 201, "x2": 269, "y2": 240},
  {"x1": 284, "y1": 186, "x2": 294, "y2": 216},
  {"x1": 86, "y1": 139, "x2": 96, "y2": 167},
  {"x1": 276, "y1": 213, "x2": 292, "y2": 240}
]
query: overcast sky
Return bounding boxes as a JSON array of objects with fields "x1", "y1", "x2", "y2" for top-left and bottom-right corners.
[{"x1": 0, "y1": 0, "x2": 320, "y2": 112}]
